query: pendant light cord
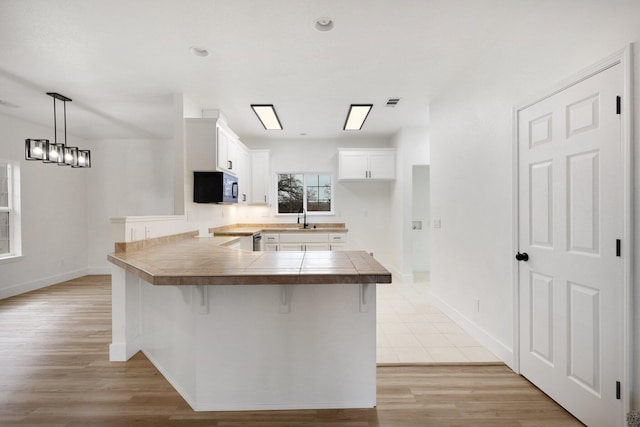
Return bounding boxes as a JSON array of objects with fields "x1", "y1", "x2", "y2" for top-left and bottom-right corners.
[
  {"x1": 63, "y1": 99, "x2": 67, "y2": 147},
  {"x1": 52, "y1": 96, "x2": 57, "y2": 145}
]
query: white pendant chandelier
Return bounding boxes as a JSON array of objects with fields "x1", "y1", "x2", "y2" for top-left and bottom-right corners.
[{"x1": 25, "y1": 92, "x2": 91, "y2": 168}]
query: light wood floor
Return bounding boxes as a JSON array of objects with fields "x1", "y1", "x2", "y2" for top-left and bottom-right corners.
[{"x1": 0, "y1": 276, "x2": 583, "y2": 426}]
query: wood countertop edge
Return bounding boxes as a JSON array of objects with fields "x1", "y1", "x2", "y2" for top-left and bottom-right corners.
[
  {"x1": 151, "y1": 274, "x2": 390, "y2": 286},
  {"x1": 107, "y1": 254, "x2": 392, "y2": 286}
]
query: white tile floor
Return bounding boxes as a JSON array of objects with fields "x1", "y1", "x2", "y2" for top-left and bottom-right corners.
[{"x1": 376, "y1": 273, "x2": 501, "y2": 364}]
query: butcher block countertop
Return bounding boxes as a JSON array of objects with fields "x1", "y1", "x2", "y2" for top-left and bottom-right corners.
[
  {"x1": 107, "y1": 234, "x2": 391, "y2": 286},
  {"x1": 210, "y1": 223, "x2": 349, "y2": 237}
]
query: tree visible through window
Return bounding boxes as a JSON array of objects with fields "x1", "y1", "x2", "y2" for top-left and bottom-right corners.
[{"x1": 277, "y1": 173, "x2": 332, "y2": 214}]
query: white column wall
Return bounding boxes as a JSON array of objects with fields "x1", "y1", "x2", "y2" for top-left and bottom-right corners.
[{"x1": 390, "y1": 128, "x2": 430, "y2": 280}]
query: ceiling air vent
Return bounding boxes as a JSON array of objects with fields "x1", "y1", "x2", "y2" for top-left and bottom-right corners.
[{"x1": 386, "y1": 98, "x2": 400, "y2": 107}]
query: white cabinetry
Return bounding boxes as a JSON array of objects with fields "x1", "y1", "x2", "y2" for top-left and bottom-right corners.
[
  {"x1": 185, "y1": 118, "x2": 255, "y2": 204},
  {"x1": 329, "y1": 233, "x2": 347, "y2": 251},
  {"x1": 185, "y1": 118, "x2": 247, "y2": 176},
  {"x1": 250, "y1": 150, "x2": 271, "y2": 205},
  {"x1": 262, "y1": 232, "x2": 347, "y2": 251},
  {"x1": 217, "y1": 124, "x2": 240, "y2": 175},
  {"x1": 263, "y1": 233, "x2": 279, "y2": 251},
  {"x1": 338, "y1": 149, "x2": 395, "y2": 180},
  {"x1": 236, "y1": 144, "x2": 250, "y2": 204}
]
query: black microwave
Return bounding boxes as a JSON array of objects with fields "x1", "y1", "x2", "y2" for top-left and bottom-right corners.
[{"x1": 193, "y1": 171, "x2": 238, "y2": 204}]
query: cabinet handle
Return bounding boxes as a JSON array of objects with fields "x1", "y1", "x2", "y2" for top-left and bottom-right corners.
[{"x1": 228, "y1": 160, "x2": 233, "y2": 170}]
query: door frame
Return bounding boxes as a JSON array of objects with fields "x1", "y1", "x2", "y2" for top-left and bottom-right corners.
[{"x1": 511, "y1": 44, "x2": 633, "y2": 419}]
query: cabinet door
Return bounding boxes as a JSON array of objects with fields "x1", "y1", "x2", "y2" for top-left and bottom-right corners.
[
  {"x1": 264, "y1": 243, "x2": 279, "y2": 252},
  {"x1": 368, "y1": 151, "x2": 395, "y2": 179},
  {"x1": 250, "y1": 150, "x2": 270, "y2": 204},
  {"x1": 227, "y1": 138, "x2": 238, "y2": 173},
  {"x1": 216, "y1": 126, "x2": 230, "y2": 171},
  {"x1": 279, "y1": 243, "x2": 304, "y2": 251},
  {"x1": 236, "y1": 145, "x2": 250, "y2": 204},
  {"x1": 339, "y1": 152, "x2": 368, "y2": 180},
  {"x1": 304, "y1": 243, "x2": 330, "y2": 251},
  {"x1": 329, "y1": 243, "x2": 346, "y2": 251}
]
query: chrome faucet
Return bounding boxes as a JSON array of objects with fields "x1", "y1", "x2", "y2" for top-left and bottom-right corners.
[{"x1": 297, "y1": 207, "x2": 309, "y2": 229}]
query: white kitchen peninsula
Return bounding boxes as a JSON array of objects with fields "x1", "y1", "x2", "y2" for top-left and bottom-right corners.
[{"x1": 107, "y1": 233, "x2": 391, "y2": 411}]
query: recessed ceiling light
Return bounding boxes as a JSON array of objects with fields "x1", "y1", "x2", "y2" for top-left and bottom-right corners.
[
  {"x1": 343, "y1": 104, "x2": 372, "y2": 131},
  {"x1": 189, "y1": 46, "x2": 209, "y2": 57},
  {"x1": 251, "y1": 104, "x2": 283, "y2": 130},
  {"x1": 314, "y1": 17, "x2": 334, "y2": 31}
]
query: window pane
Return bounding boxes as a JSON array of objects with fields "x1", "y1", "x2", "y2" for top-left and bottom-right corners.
[
  {"x1": 318, "y1": 174, "x2": 331, "y2": 187},
  {"x1": 0, "y1": 212, "x2": 9, "y2": 255},
  {"x1": 0, "y1": 164, "x2": 8, "y2": 208},
  {"x1": 277, "y1": 173, "x2": 303, "y2": 213},
  {"x1": 306, "y1": 174, "x2": 319, "y2": 187},
  {"x1": 306, "y1": 173, "x2": 331, "y2": 212}
]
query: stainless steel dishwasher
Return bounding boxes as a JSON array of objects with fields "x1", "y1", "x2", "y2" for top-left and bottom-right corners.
[{"x1": 252, "y1": 233, "x2": 262, "y2": 251}]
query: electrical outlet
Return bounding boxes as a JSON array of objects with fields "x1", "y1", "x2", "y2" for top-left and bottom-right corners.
[
  {"x1": 433, "y1": 219, "x2": 442, "y2": 228},
  {"x1": 473, "y1": 299, "x2": 480, "y2": 312}
]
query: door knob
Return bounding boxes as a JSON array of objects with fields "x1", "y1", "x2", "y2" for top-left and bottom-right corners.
[{"x1": 515, "y1": 252, "x2": 529, "y2": 262}]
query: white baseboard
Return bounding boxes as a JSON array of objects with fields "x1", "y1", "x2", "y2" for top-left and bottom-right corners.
[
  {"x1": 426, "y1": 289, "x2": 515, "y2": 370},
  {"x1": 0, "y1": 268, "x2": 90, "y2": 300}
]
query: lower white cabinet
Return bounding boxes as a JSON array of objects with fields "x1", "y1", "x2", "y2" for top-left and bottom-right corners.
[
  {"x1": 261, "y1": 232, "x2": 347, "y2": 251},
  {"x1": 302, "y1": 243, "x2": 330, "y2": 251}
]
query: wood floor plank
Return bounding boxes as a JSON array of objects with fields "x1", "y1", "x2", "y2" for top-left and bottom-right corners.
[{"x1": 0, "y1": 276, "x2": 584, "y2": 426}]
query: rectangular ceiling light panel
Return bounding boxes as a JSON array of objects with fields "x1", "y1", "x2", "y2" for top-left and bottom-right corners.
[
  {"x1": 343, "y1": 104, "x2": 373, "y2": 130},
  {"x1": 251, "y1": 104, "x2": 283, "y2": 130}
]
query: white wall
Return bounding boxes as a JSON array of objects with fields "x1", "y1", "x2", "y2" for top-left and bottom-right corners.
[
  {"x1": 429, "y1": 1, "x2": 640, "y2": 408},
  {"x1": 412, "y1": 165, "x2": 430, "y2": 272},
  {"x1": 244, "y1": 138, "x2": 394, "y2": 266},
  {"x1": 390, "y1": 128, "x2": 430, "y2": 280},
  {"x1": 85, "y1": 138, "x2": 175, "y2": 272},
  {"x1": 0, "y1": 114, "x2": 89, "y2": 298}
]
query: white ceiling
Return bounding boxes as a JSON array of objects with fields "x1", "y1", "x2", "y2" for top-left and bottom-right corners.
[{"x1": 0, "y1": 0, "x2": 560, "y2": 141}]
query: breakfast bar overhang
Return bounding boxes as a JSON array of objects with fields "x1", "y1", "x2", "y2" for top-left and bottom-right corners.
[{"x1": 107, "y1": 235, "x2": 392, "y2": 411}]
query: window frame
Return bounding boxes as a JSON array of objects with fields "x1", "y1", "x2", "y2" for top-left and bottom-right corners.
[
  {"x1": 0, "y1": 160, "x2": 21, "y2": 262},
  {"x1": 275, "y1": 172, "x2": 335, "y2": 216}
]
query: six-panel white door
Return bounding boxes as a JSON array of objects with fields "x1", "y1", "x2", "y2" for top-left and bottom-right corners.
[{"x1": 518, "y1": 63, "x2": 623, "y2": 427}]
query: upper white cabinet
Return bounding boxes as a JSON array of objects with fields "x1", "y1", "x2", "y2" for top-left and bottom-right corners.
[
  {"x1": 236, "y1": 144, "x2": 250, "y2": 204},
  {"x1": 338, "y1": 149, "x2": 395, "y2": 180},
  {"x1": 185, "y1": 118, "x2": 251, "y2": 204},
  {"x1": 250, "y1": 150, "x2": 271, "y2": 205},
  {"x1": 216, "y1": 124, "x2": 240, "y2": 174}
]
